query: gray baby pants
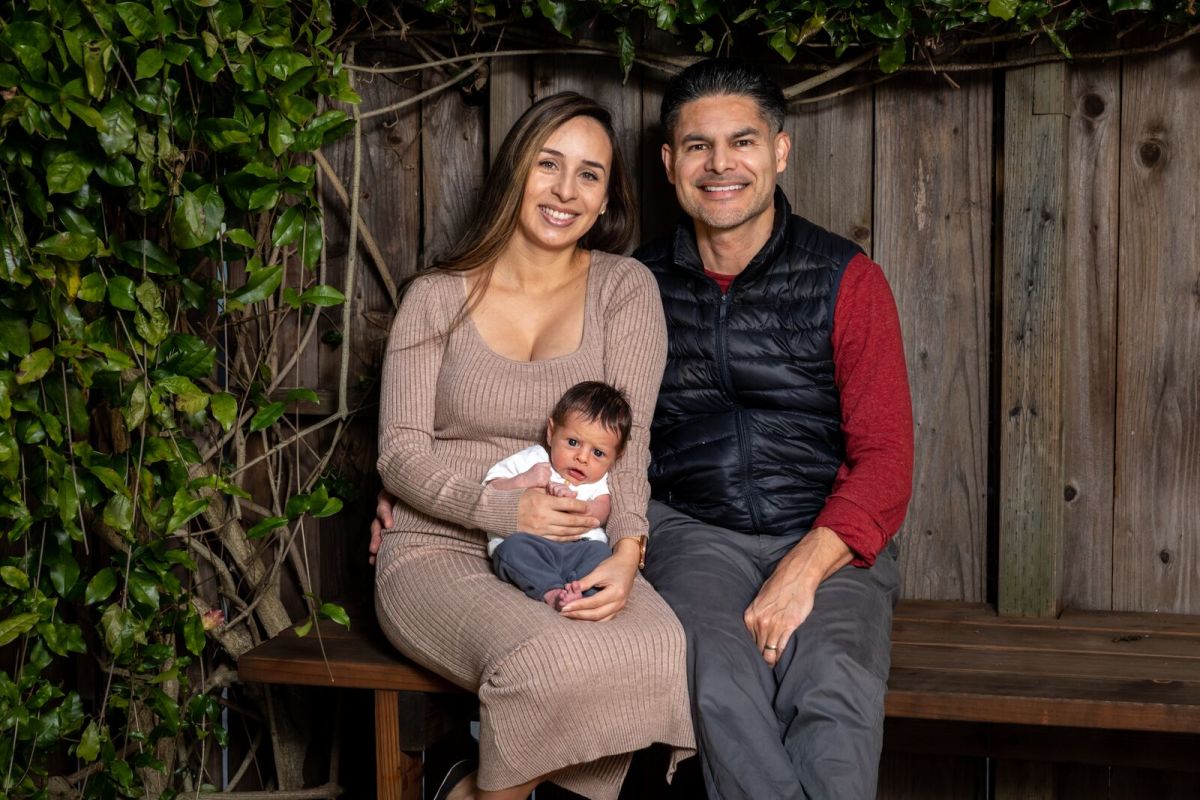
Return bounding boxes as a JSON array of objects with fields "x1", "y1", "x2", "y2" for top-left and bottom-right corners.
[
  {"x1": 644, "y1": 500, "x2": 901, "y2": 800},
  {"x1": 492, "y1": 533, "x2": 611, "y2": 601}
]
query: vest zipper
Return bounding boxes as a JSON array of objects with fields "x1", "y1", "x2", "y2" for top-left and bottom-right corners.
[{"x1": 718, "y1": 292, "x2": 763, "y2": 535}]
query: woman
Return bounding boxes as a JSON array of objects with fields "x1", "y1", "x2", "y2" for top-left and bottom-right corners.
[{"x1": 374, "y1": 92, "x2": 694, "y2": 800}]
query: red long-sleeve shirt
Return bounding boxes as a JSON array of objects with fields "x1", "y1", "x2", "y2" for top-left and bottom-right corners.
[{"x1": 705, "y1": 252, "x2": 914, "y2": 566}]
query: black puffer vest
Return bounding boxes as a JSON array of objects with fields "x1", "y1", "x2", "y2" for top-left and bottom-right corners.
[{"x1": 636, "y1": 190, "x2": 862, "y2": 536}]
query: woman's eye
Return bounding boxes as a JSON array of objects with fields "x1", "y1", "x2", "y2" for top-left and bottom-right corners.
[
  {"x1": 539, "y1": 159, "x2": 557, "y2": 169},
  {"x1": 581, "y1": 171, "x2": 599, "y2": 182}
]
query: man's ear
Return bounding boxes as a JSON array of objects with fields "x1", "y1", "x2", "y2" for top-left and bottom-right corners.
[
  {"x1": 661, "y1": 143, "x2": 677, "y2": 185},
  {"x1": 774, "y1": 131, "x2": 792, "y2": 174}
]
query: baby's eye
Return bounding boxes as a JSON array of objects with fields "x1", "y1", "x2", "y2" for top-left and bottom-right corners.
[
  {"x1": 592, "y1": 449, "x2": 606, "y2": 459},
  {"x1": 567, "y1": 438, "x2": 578, "y2": 447}
]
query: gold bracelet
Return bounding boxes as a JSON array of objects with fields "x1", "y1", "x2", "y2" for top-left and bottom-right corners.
[{"x1": 636, "y1": 534, "x2": 647, "y2": 570}]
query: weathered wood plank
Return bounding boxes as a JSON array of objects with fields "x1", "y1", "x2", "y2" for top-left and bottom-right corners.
[
  {"x1": 488, "y1": 56, "x2": 530, "y2": 165},
  {"x1": 1115, "y1": 45, "x2": 1200, "y2": 615},
  {"x1": 1062, "y1": 61, "x2": 1121, "y2": 612},
  {"x1": 998, "y1": 57, "x2": 1070, "y2": 617},
  {"x1": 874, "y1": 75, "x2": 992, "y2": 602},
  {"x1": 783, "y1": 88, "x2": 874, "y2": 254},
  {"x1": 422, "y1": 70, "x2": 486, "y2": 262}
]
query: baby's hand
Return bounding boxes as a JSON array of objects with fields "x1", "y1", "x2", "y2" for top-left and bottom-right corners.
[
  {"x1": 546, "y1": 482, "x2": 578, "y2": 499},
  {"x1": 520, "y1": 462, "x2": 553, "y2": 488}
]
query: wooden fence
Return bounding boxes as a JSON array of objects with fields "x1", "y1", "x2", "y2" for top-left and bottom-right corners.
[{"x1": 296, "y1": 39, "x2": 1200, "y2": 797}]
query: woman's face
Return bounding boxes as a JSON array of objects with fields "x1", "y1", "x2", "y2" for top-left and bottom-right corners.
[{"x1": 514, "y1": 116, "x2": 612, "y2": 254}]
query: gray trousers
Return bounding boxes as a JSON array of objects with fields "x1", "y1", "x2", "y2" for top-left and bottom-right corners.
[
  {"x1": 492, "y1": 533, "x2": 611, "y2": 601},
  {"x1": 644, "y1": 501, "x2": 900, "y2": 800}
]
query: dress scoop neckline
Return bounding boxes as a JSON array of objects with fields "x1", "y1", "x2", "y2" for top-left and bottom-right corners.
[{"x1": 461, "y1": 251, "x2": 597, "y2": 365}]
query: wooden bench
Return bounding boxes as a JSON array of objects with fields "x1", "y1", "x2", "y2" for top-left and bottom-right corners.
[{"x1": 237, "y1": 600, "x2": 1200, "y2": 798}]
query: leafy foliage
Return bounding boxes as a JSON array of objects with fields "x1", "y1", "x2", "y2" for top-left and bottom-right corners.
[
  {"x1": 409, "y1": 0, "x2": 1197, "y2": 74},
  {"x1": 0, "y1": 0, "x2": 356, "y2": 794}
]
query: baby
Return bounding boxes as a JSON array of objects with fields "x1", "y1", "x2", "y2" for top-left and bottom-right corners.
[{"x1": 484, "y1": 381, "x2": 630, "y2": 610}]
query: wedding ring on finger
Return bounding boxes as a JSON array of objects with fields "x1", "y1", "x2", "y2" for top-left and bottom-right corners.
[{"x1": 763, "y1": 644, "x2": 778, "y2": 652}]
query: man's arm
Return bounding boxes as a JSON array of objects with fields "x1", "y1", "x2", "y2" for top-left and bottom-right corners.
[{"x1": 745, "y1": 253, "x2": 914, "y2": 665}]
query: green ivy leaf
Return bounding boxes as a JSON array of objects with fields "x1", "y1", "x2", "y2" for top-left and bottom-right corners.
[
  {"x1": 271, "y1": 205, "x2": 303, "y2": 248},
  {"x1": 100, "y1": 604, "x2": 143, "y2": 658},
  {"x1": 769, "y1": 29, "x2": 797, "y2": 62},
  {"x1": 249, "y1": 400, "x2": 285, "y2": 432},
  {"x1": 85, "y1": 568, "x2": 118, "y2": 605},
  {"x1": 115, "y1": 3, "x2": 156, "y2": 41},
  {"x1": 298, "y1": 285, "x2": 345, "y2": 307},
  {"x1": 229, "y1": 264, "x2": 283, "y2": 306},
  {"x1": 45, "y1": 152, "x2": 93, "y2": 195},
  {"x1": 987, "y1": 0, "x2": 1019, "y2": 20},
  {"x1": 0, "y1": 566, "x2": 29, "y2": 590},
  {"x1": 95, "y1": 156, "x2": 136, "y2": 187},
  {"x1": 246, "y1": 515, "x2": 287, "y2": 539},
  {"x1": 16, "y1": 348, "x2": 54, "y2": 384},
  {"x1": 171, "y1": 187, "x2": 225, "y2": 249},
  {"x1": 537, "y1": 0, "x2": 572, "y2": 36},
  {"x1": 0, "y1": 314, "x2": 32, "y2": 358},
  {"x1": 98, "y1": 98, "x2": 137, "y2": 156},
  {"x1": 224, "y1": 228, "x2": 257, "y2": 249},
  {"x1": 127, "y1": 570, "x2": 160, "y2": 610},
  {"x1": 293, "y1": 618, "x2": 313, "y2": 637},
  {"x1": 77, "y1": 721, "x2": 101, "y2": 762},
  {"x1": 0, "y1": 613, "x2": 41, "y2": 646},
  {"x1": 210, "y1": 392, "x2": 237, "y2": 431},
  {"x1": 261, "y1": 48, "x2": 312, "y2": 81},
  {"x1": 879, "y1": 39, "x2": 907, "y2": 73},
  {"x1": 268, "y1": 112, "x2": 295, "y2": 157},
  {"x1": 34, "y1": 232, "x2": 99, "y2": 261},
  {"x1": 103, "y1": 494, "x2": 134, "y2": 533},
  {"x1": 182, "y1": 608, "x2": 205, "y2": 655},
  {"x1": 106, "y1": 275, "x2": 138, "y2": 311},
  {"x1": 319, "y1": 601, "x2": 350, "y2": 628},
  {"x1": 166, "y1": 489, "x2": 208, "y2": 531},
  {"x1": 135, "y1": 49, "x2": 166, "y2": 80},
  {"x1": 115, "y1": 239, "x2": 179, "y2": 275}
]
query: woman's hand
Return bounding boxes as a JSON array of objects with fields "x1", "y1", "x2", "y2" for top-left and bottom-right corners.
[
  {"x1": 517, "y1": 488, "x2": 599, "y2": 541},
  {"x1": 369, "y1": 490, "x2": 395, "y2": 565},
  {"x1": 560, "y1": 539, "x2": 640, "y2": 621}
]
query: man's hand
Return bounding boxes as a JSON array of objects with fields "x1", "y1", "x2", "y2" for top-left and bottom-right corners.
[
  {"x1": 743, "y1": 526, "x2": 853, "y2": 667},
  {"x1": 369, "y1": 490, "x2": 396, "y2": 566},
  {"x1": 560, "y1": 537, "x2": 640, "y2": 622}
]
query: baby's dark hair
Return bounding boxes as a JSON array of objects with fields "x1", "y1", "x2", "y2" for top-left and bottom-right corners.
[{"x1": 549, "y1": 382, "x2": 633, "y2": 454}]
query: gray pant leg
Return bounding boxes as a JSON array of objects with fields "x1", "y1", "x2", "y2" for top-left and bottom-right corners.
[
  {"x1": 645, "y1": 502, "x2": 805, "y2": 800},
  {"x1": 767, "y1": 536, "x2": 901, "y2": 800},
  {"x1": 493, "y1": 534, "x2": 610, "y2": 601}
]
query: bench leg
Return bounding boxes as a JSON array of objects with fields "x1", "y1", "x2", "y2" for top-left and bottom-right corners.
[{"x1": 376, "y1": 689, "x2": 422, "y2": 800}]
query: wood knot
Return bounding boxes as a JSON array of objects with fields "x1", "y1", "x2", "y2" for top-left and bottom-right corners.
[
  {"x1": 1138, "y1": 138, "x2": 1166, "y2": 168},
  {"x1": 1081, "y1": 93, "x2": 1106, "y2": 119},
  {"x1": 1063, "y1": 485, "x2": 1078, "y2": 502},
  {"x1": 1159, "y1": 549, "x2": 1172, "y2": 564}
]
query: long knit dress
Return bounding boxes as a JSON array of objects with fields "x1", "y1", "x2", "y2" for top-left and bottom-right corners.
[{"x1": 374, "y1": 251, "x2": 695, "y2": 799}]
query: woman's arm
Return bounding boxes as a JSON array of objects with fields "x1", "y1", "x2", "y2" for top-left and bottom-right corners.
[{"x1": 376, "y1": 276, "x2": 524, "y2": 533}]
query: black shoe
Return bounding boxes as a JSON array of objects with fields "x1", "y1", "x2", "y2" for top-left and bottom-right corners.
[{"x1": 431, "y1": 758, "x2": 476, "y2": 800}]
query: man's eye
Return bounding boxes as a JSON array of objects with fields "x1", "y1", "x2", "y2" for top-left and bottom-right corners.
[{"x1": 567, "y1": 438, "x2": 578, "y2": 447}]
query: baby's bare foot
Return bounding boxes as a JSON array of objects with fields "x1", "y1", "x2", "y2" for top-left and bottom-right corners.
[
  {"x1": 543, "y1": 588, "x2": 566, "y2": 609},
  {"x1": 558, "y1": 580, "x2": 585, "y2": 607}
]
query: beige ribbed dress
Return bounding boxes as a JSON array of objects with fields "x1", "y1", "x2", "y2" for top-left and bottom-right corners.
[{"x1": 374, "y1": 251, "x2": 695, "y2": 799}]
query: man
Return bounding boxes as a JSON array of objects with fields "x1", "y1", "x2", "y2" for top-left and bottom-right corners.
[
  {"x1": 635, "y1": 59, "x2": 912, "y2": 799},
  {"x1": 371, "y1": 58, "x2": 912, "y2": 799}
]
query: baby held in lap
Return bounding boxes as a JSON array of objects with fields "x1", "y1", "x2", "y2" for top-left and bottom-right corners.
[{"x1": 484, "y1": 381, "x2": 630, "y2": 610}]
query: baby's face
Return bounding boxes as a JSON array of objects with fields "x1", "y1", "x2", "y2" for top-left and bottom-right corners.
[{"x1": 545, "y1": 412, "x2": 622, "y2": 486}]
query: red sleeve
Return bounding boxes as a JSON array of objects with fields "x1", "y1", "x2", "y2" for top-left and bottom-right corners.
[{"x1": 812, "y1": 253, "x2": 914, "y2": 566}]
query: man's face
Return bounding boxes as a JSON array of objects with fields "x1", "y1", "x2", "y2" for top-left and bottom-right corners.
[{"x1": 661, "y1": 94, "x2": 790, "y2": 235}]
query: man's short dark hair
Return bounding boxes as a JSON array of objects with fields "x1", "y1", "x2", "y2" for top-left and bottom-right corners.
[
  {"x1": 550, "y1": 382, "x2": 633, "y2": 454},
  {"x1": 661, "y1": 58, "x2": 787, "y2": 143}
]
